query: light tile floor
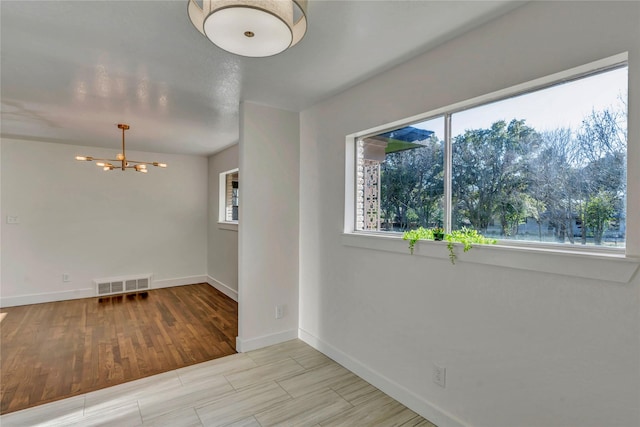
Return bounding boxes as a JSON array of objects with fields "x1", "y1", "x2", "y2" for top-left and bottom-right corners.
[{"x1": 0, "y1": 339, "x2": 437, "y2": 427}]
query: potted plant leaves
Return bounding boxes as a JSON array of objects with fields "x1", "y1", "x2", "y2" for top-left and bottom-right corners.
[
  {"x1": 402, "y1": 226, "x2": 496, "y2": 264},
  {"x1": 432, "y1": 227, "x2": 445, "y2": 241},
  {"x1": 402, "y1": 227, "x2": 433, "y2": 255}
]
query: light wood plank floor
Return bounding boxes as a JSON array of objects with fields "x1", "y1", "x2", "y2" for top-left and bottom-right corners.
[
  {"x1": 0, "y1": 339, "x2": 438, "y2": 427},
  {"x1": 0, "y1": 284, "x2": 238, "y2": 414}
]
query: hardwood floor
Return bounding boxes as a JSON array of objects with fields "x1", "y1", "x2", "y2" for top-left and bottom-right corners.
[
  {"x1": 0, "y1": 339, "x2": 438, "y2": 427},
  {"x1": 0, "y1": 283, "x2": 238, "y2": 414}
]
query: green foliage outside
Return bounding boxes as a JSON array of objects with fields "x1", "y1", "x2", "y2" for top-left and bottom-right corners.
[
  {"x1": 584, "y1": 192, "x2": 616, "y2": 245},
  {"x1": 453, "y1": 119, "x2": 538, "y2": 236},
  {"x1": 380, "y1": 134, "x2": 444, "y2": 231}
]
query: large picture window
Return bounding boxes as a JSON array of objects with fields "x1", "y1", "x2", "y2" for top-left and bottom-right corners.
[{"x1": 356, "y1": 62, "x2": 627, "y2": 248}]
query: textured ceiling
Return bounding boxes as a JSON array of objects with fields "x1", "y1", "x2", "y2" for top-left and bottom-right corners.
[{"x1": 1, "y1": 1, "x2": 524, "y2": 156}]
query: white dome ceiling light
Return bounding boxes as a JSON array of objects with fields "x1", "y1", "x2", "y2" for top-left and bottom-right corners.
[{"x1": 188, "y1": 0, "x2": 308, "y2": 57}]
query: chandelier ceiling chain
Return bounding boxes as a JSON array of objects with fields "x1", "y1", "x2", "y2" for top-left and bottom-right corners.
[
  {"x1": 75, "y1": 124, "x2": 167, "y2": 173},
  {"x1": 188, "y1": 0, "x2": 308, "y2": 58}
]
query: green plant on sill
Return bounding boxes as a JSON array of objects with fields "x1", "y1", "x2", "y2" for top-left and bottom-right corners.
[
  {"x1": 402, "y1": 226, "x2": 497, "y2": 264},
  {"x1": 432, "y1": 227, "x2": 445, "y2": 241},
  {"x1": 402, "y1": 227, "x2": 434, "y2": 254},
  {"x1": 445, "y1": 227, "x2": 497, "y2": 264}
]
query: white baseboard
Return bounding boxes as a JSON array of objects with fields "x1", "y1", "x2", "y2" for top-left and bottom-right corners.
[
  {"x1": 206, "y1": 276, "x2": 238, "y2": 301},
  {"x1": 236, "y1": 329, "x2": 298, "y2": 353},
  {"x1": 152, "y1": 275, "x2": 208, "y2": 289},
  {"x1": 298, "y1": 328, "x2": 469, "y2": 427},
  {"x1": 0, "y1": 288, "x2": 94, "y2": 308}
]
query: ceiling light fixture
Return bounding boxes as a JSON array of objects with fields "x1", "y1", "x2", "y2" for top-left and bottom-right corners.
[
  {"x1": 188, "y1": 0, "x2": 308, "y2": 57},
  {"x1": 75, "y1": 124, "x2": 167, "y2": 172}
]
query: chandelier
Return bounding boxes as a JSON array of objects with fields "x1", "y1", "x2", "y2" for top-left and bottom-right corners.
[
  {"x1": 188, "y1": 0, "x2": 308, "y2": 57},
  {"x1": 75, "y1": 124, "x2": 167, "y2": 173}
]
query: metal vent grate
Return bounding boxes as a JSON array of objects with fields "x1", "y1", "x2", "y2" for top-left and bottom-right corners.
[
  {"x1": 111, "y1": 281, "x2": 124, "y2": 293},
  {"x1": 94, "y1": 275, "x2": 152, "y2": 296},
  {"x1": 98, "y1": 282, "x2": 111, "y2": 294}
]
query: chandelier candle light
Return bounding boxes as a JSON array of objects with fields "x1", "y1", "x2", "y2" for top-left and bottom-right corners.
[
  {"x1": 188, "y1": 0, "x2": 308, "y2": 57},
  {"x1": 75, "y1": 124, "x2": 167, "y2": 173}
]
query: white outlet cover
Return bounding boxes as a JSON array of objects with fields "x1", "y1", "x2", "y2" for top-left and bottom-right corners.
[
  {"x1": 433, "y1": 364, "x2": 446, "y2": 388},
  {"x1": 275, "y1": 305, "x2": 284, "y2": 319}
]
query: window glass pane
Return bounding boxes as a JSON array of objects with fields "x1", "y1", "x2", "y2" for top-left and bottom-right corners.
[
  {"x1": 227, "y1": 172, "x2": 239, "y2": 222},
  {"x1": 231, "y1": 173, "x2": 239, "y2": 221},
  {"x1": 451, "y1": 66, "x2": 627, "y2": 246},
  {"x1": 357, "y1": 116, "x2": 444, "y2": 232}
]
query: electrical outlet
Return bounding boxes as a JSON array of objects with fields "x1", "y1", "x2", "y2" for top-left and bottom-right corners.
[
  {"x1": 63, "y1": 273, "x2": 71, "y2": 282},
  {"x1": 433, "y1": 364, "x2": 446, "y2": 388},
  {"x1": 275, "y1": 305, "x2": 284, "y2": 319},
  {"x1": 6, "y1": 216, "x2": 19, "y2": 224}
]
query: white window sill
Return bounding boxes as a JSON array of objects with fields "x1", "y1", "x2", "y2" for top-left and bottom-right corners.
[
  {"x1": 342, "y1": 232, "x2": 639, "y2": 284},
  {"x1": 218, "y1": 222, "x2": 238, "y2": 231}
]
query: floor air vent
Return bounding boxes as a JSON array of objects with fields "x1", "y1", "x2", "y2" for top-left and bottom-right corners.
[{"x1": 94, "y1": 274, "x2": 151, "y2": 297}]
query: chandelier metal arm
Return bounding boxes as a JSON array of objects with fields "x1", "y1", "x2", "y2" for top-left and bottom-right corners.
[
  {"x1": 126, "y1": 159, "x2": 155, "y2": 165},
  {"x1": 126, "y1": 159, "x2": 168, "y2": 168},
  {"x1": 75, "y1": 124, "x2": 167, "y2": 172},
  {"x1": 79, "y1": 157, "x2": 119, "y2": 162}
]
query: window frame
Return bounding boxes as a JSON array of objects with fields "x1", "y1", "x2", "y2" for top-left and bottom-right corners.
[
  {"x1": 345, "y1": 52, "x2": 635, "y2": 265},
  {"x1": 218, "y1": 168, "x2": 239, "y2": 231}
]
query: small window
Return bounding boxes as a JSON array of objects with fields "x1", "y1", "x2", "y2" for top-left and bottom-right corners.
[
  {"x1": 219, "y1": 168, "x2": 239, "y2": 223},
  {"x1": 355, "y1": 61, "x2": 627, "y2": 248}
]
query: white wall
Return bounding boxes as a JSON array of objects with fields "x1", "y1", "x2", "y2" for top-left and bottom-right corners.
[
  {"x1": 299, "y1": 2, "x2": 640, "y2": 427},
  {"x1": 238, "y1": 102, "x2": 300, "y2": 351},
  {"x1": 207, "y1": 143, "x2": 239, "y2": 300},
  {"x1": 0, "y1": 138, "x2": 208, "y2": 306}
]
